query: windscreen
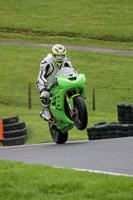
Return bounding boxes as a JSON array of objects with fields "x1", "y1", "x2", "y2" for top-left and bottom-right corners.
[{"x1": 55, "y1": 67, "x2": 76, "y2": 77}]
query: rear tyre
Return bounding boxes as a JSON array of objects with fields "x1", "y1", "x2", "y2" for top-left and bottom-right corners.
[
  {"x1": 49, "y1": 123, "x2": 68, "y2": 144},
  {"x1": 73, "y1": 96, "x2": 88, "y2": 130}
]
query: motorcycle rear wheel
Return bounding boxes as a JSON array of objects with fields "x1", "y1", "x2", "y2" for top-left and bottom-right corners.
[
  {"x1": 49, "y1": 123, "x2": 68, "y2": 144},
  {"x1": 73, "y1": 95, "x2": 88, "y2": 130}
]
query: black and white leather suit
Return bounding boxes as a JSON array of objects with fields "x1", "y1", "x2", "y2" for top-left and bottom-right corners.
[{"x1": 36, "y1": 53, "x2": 75, "y2": 104}]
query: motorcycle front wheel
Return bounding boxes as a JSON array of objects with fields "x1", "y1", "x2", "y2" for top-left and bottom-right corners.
[
  {"x1": 73, "y1": 95, "x2": 88, "y2": 130},
  {"x1": 49, "y1": 123, "x2": 68, "y2": 144}
]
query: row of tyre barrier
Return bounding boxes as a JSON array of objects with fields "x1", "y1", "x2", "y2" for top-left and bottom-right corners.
[
  {"x1": 87, "y1": 122, "x2": 133, "y2": 140},
  {"x1": 0, "y1": 116, "x2": 26, "y2": 146},
  {"x1": 87, "y1": 103, "x2": 133, "y2": 140},
  {"x1": 117, "y1": 103, "x2": 133, "y2": 124}
]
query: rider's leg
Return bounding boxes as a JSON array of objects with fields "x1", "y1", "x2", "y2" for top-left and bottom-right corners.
[{"x1": 40, "y1": 90, "x2": 51, "y2": 120}]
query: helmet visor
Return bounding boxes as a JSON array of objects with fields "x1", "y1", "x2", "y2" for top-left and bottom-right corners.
[{"x1": 54, "y1": 55, "x2": 65, "y2": 60}]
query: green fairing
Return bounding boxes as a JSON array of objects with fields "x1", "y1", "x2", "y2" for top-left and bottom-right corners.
[
  {"x1": 50, "y1": 69, "x2": 86, "y2": 133},
  {"x1": 68, "y1": 94, "x2": 80, "y2": 110}
]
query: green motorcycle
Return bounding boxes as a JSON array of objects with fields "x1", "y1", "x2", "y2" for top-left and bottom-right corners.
[{"x1": 48, "y1": 67, "x2": 88, "y2": 144}]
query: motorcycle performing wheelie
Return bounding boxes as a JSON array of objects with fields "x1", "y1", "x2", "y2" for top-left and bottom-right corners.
[{"x1": 45, "y1": 67, "x2": 88, "y2": 144}]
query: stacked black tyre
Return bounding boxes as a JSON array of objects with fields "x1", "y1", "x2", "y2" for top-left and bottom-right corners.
[
  {"x1": 87, "y1": 122, "x2": 133, "y2": 140},
  {"x1": 0, "y1": 116, "x2": 26, "y2": 146},
  {"x1": 117, "y1": 103, "x2": 133, "y2": 124},
  {"x1": 87, "y1": 122, "x2": 116, "y2": 140},
  {"x1": 87, "y1": 103, "x2": 133, "y2": 140}
]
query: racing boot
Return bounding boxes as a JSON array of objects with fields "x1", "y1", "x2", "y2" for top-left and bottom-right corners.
[{"x1": 40, "y1": 104, "x2": 51, "y2": 121}]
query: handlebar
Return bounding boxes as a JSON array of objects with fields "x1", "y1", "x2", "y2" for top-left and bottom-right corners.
[{"x1": 47, "y1": 80, "x2": 58, "y2": 91}]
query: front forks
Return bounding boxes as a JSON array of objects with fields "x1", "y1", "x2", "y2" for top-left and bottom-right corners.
[{"x1": 65, "y1": 91, "x2": 79, "y2": 120}]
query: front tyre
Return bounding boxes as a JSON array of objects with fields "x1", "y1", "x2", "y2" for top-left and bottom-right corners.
[
  {"x1": 73, "y1": 96, "x2": 88, "y2": 130},
  {"x1": 49, "y1": 123, "x2": 68, "y2": 144}
]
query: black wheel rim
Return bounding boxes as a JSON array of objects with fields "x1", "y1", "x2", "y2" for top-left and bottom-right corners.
[
  {"x1": 49, "y1": 124, "x2": 58, "y2": 141},
  {"x1": 74, "y1": 105, "x2": 82, "y2": 127}
]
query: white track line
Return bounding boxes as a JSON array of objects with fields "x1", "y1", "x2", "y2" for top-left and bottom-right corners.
[{"x1": 53, "y1": 166, "x2": 133, "y2": 177}]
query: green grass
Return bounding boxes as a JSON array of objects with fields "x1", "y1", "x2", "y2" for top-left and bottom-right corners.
[
  {"x1": 0, "y1": 0, "x2": 133, "y2": 50},
  {"x1": 0, "y1": 161, "x2": 133, "y2": 200}
]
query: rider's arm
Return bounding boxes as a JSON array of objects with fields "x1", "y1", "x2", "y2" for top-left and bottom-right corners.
[
  {"x1": 64, "y1": 58, "x2": 78, "y2": 74},
  {"x1": 36, "y1": 59, "x2": 50, "y2": 93}
]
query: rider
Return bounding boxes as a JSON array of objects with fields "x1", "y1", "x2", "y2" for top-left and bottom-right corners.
[{"x1": 36, "y1": 44, "x2": 76, "y2": 121}]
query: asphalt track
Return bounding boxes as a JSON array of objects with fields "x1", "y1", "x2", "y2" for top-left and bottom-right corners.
[
  {"x1": 0, "y1": 41, "x2": 133, "y2": 55},
  {"x1": 0, "y1": 137, "x2": 133, "y2": 177}
]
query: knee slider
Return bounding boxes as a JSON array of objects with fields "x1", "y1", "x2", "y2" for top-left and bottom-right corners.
[{"x1": 40, "y1": 91, "x2": 50, "y2": 105}]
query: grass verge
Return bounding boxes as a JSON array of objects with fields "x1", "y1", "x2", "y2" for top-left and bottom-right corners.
[
  {"x1": 0, "y1": 160, "x2": 133, "y2": 200},
  {"x1": 0, "y1": 0, "x2": 133, "y2": 50}
]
